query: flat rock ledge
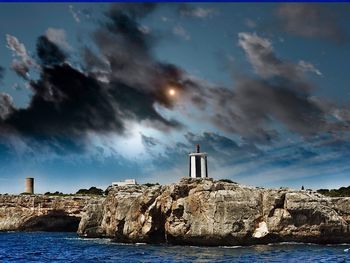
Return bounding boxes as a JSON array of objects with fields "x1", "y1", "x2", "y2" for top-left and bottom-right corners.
[{"x1": 77, "y1": 178, "x2": 350, "y2": 246}]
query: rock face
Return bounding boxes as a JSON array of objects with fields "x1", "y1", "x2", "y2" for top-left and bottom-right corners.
[
  {"x1": 78, "y1": 184, "x2": 165, "y2": 242},
  {"x1": 0, "y1": 195, "x2": 103, "y2": 232},
  {"x1": 78, "y1": 178, "x2": 350, "y2": 245}
]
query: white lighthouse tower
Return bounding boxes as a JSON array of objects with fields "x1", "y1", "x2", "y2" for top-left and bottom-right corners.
[{"x1": 189, "y1": 144, "x2": 208, "y2": 179}]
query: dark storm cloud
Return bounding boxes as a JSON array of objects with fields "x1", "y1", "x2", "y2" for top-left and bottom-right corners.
[
  {"x1": 83, "y1": 3, "x2": 186, "y2": 126},
  {"x1": 213, "y1": 78, "x2": 326, "y2": 138},
  {"x1": 36, "y1": 36, "x2": 67, "y2": 66},
  {"x1": 182, "y1": 32, "x2": 345, "y2": 143},
  {"x1": 3, "y1": 58, "x2": 177, "y2": 136},
  {"x1": 183, "y1": 77, "x2": 324, "y2": 144},
  {"x1": 0, "y1": 66, "x2": 5, "y2": 81},
  {"x1": 276, "y1": 3, "x2": 347, "y2": 42},
  {"x1": 82, "y1": 48, "x2": 109, "y2": 72},
  {"x1": 87, "y1": 2, "x2": 184, "y2": 102},
  {"x1": 0, "y1": 4, "x2": 349, "y2": 153},
  {"x1": 0, "y1": 3, "x2": 183, "y2": 141},
  {"x1": 104, "y1": 3, "x2": 157, "y2": 50},
  {"x1": 4, "y1": 64, "x2": 124, "y2": 135}
]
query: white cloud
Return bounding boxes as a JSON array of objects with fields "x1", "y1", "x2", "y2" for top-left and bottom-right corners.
[
  {"x1": 173, "y1": 25, "x2": 191, "y2": 41},
  {"x1": 138, "y1": 25, "x2": 151, "y2": 35},
  {"x1": 298, "y1": 60, "x2": 322, "y2": 76},
  {"x1": 45, "y1": 28, "x2": 72, "y2": 51},
  {"x1": 6, "y1": 34, "x2": 30, "y2": 61},
  {"x1": 0, "y1": 93, "x2": 14, "y2": 119},
  {"x1": 69, "y1": 5, "x2": 80, "y2": 23},
  {"x1": 332, "y1": 108, "x2": 350, "y2": 122},
  {"x1": 244, "y1": 18, "x2": 256, "y2": 29},
  {"x1": 180, "y1": 7, "x2": 218, "y2": 19},
  {"x1": 238, "y1": 32, "x2": 322, "y2": 80},
  {"x1": 6, "y1": 34, "x2": 36, "y2": 78}
]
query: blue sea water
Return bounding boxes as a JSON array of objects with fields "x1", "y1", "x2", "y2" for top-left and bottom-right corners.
[{"x1": 0, "y1": 232, "x2": 349, "y2": 263}]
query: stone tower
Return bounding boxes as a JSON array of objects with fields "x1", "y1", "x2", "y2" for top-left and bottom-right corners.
[
  {"x1": 25, "y1": 177, "x2": 34, "y2": 194},
  {"x1": 189, "y1": 144, "x2": 208, "y2": 179}
]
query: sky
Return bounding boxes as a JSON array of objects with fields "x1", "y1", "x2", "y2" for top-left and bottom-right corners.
[{"x1": 0, "y1": 3, "x2": 350, "y2": 194}]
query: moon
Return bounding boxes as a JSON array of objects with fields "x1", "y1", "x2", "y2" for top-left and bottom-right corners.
[{"x1": 168, "y1": 89, "x2": 176, "y2": 96}]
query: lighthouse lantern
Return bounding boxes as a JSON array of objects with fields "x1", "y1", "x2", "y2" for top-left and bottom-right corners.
[{"x1": 189, "y1": 144, "x2": 208, "y2": 179}]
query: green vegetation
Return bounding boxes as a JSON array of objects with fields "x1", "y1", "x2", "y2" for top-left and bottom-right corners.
[
  {"x1": 16, "y1": 187, "x2": 105, "y2": 196},
  {"x1": 218, "y1": 179, "x2": 237, "y2": 184},
  {"x1": 317, "y1": 186, "x2": 350, "y2": 197},
  {"x1": 44, "y1": 191, "x2": 73, "y2": 196},
  {"x1": 76, "y1": 187, "x2": 104, "y2": 196},
  {"x1": 143, "y1": 183, "x2": 160, "y2": 187},
  {"x1": 20, "y1": 192, "x2": 32, "y2": 195}
]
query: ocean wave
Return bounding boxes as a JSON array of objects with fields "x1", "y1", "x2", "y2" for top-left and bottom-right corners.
[{"x1": 219, "y1": 246, "x2": 243, "y2": 249}]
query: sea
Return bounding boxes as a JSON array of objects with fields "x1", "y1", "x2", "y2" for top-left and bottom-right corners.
[{"x1": 0, "y1": 232, "x2": 349, "y2": 263}]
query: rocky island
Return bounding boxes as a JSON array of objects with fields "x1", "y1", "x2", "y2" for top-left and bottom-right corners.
[{"x1": 2, "y1": 178, "x2": 350, "y2": 246}]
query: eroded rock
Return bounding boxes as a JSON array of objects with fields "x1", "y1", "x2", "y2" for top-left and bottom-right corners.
[
  {"x1": 0, "y1": 195, "x2": 103, "y2": 232},
  {"x1": 77, "y1": 178, "x2": 350, "y2": 245}
]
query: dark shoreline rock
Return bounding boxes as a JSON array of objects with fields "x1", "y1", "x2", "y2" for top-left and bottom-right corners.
[
  {"x1": 19, "y1": 210, "x2": 81, "y2": 232},
  {"x1": 78, "y1": 178, "x2": 350, "y2": 246}
]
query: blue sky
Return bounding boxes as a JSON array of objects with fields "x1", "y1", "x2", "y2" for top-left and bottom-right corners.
[{"x1": 0, "y1": 3, "x2": 350, "y2": 194}]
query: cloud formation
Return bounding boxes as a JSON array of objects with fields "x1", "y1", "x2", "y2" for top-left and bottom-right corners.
[
  {"x1": 173, "y1": 25, "x2": 191, "y2": 40},
  {"x1": 0, "y1": 3, "x2": 183, "y2": 143},
  {"x1": 45, "y1": 28, "x2": 72, "y2": 51},
  {"x1": 0, "y1": 93, "x2": 14, "y2": 120},
  {"x1": 238, "y1": 32, "x2": 321, "y2": 80},
  {"x1": 36, "y1": 35, "x2": 67, "y2": 66},
  {"x1": 6, "y1": 34, "x2": 28, "y2": 59},
  {"x1": 180, "y1": 32, "x2": 345, "y2": 144},
  {"x1": 0, "y1": 4, "x2": 349, "y2": 164},
  {"x1": 276, "y1": 4, "x2": 347, "y2": 42},
  {"x1": 179, "y1": 5, "x2": 218, "y2": 18},
  {"x1": 211, "y1": 78, "x2": 325, "y2": 137},
  {"x1": 69, "y1": 5, "x2": 81, "y2": 23},
  {"x1": 6, "y1": 34, "x2": 35, "y2": 79},
  {"x1": 184, "y1": 132, "x2": 260, "y2": 160}
]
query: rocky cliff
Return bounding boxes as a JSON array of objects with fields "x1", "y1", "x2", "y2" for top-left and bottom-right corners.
[
  {"x1": 78, "y1": 178, "x2": 350, "y2": 246},
  {"x1": 0, "y1": 195, "x2": 103, "y2": 232}
]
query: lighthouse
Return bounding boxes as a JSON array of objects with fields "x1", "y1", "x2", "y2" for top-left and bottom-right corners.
[{"x1": 189, "y1": 144, "x2": 208, "y2": 179}]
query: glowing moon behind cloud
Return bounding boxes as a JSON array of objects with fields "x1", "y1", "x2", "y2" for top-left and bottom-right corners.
[{"x1": 168, "y1": 89, "x2": 176, "y2": 96}]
